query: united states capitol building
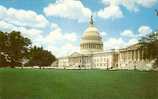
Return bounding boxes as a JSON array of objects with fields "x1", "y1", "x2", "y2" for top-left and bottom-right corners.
[{"x1": 52, "y1": 16, "x2": 154, "y2": 70}]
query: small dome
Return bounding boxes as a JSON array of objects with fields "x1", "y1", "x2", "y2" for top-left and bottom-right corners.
[{"x1": 80, "y1": 15, "x2": 103, "y2": 54}]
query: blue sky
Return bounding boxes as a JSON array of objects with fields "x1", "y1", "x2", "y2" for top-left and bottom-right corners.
[{"x1": 0, "y1": 0, "x2": 158, "y2": 57}]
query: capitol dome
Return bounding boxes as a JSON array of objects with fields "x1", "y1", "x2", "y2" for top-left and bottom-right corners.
[{"x1": 80, "y1": 16, "x2": 103, "y2": 54}]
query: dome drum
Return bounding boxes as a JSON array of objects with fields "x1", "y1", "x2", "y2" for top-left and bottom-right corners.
[{"x1": 80, "y1": 43, "x2": 103, "y2": 49}]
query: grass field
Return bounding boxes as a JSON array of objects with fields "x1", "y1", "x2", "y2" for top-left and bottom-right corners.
[{"x1": 0, "y1": 68, "x2": 158, "y2": 99}]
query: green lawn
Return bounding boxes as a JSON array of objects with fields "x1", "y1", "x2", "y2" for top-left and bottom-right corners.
[{"x1": 0, "y1": 68, "x2": 158, "y2": 99}]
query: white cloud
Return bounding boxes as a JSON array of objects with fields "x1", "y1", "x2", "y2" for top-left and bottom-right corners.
[
  {"x1": 127, "y1": 38, "x2": 138, "y2": 45},
  {"x1": 61, "y1": 43, "x2": 79, "y2": 55},
  {"x1": 97, "y1": 4, "x2": 123, "y2": 20},
  {"x1": 64, "y1": 33, "x2": 77, "y2": 42},
  {"x1": 104, "y1": 37, "x2": 138, "y2": 50},
  {"x1": 98, "y1": 0, "x2": 157, "y2": 20},
  {"x1": 103, "y1": 25, "x2": 153, "y2": 50},
  {"x1": 120, "y1": 30, "x2": 135, "y2": 37},
  {"x1": 0, "y1": 6, "x2": 48, "y2": 46},
  {"x1": 0, "y1": 5, "x2": 49, "y2": 29},
  {"x1": 0, "y1": 20, "x2": 15, "y2": 31},
  {"x1": 121, "y1": 0, "x2": 140, "y2": 12},
  {"x1": 45, "y1": 23, "x2": 78, "y2": 45},
  {"x1": 43, "y1": 23, "x2": 79, "y2": 57},
  {"x1": 122, "y1": 0, "x2": 157, "y2": 11},
  {"x1": 138, "y1": 25, "x2": 152, "y2": 36},
  {"x1": 0, "y1": 5, "x2": 80, "y2": 57},
  {"x1": 45, "y1": 24, "x2": 62, "y2": 45},
  {"x1": 0, "y1": 20, "x2": 44, "y2": 46},
  {"x1": 137, "y1": 0, "x2": 157, "y2": 8},
  {"x1": 45, "y1": 25, "x2": 76, "y2": 51},
  {"x1": 43, "y1": 0, "x2": 92, "y2": 22},
  {"x1": 0, "y1": 18, "x2": 79, "y2": 57},
  {"x1": 46, "y1": 43, "x2": 79, "y2": 57},
  {"x1": 100, "y1": 31, "x2": 107, "y2": 37},
  {"x1": 104, "y1": 38, "x2": 126, "y2": 49}
]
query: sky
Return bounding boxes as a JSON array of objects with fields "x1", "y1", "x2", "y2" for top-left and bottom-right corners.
[{"x1": 0, "y1": 0, "x2": 158, "y2": 57}]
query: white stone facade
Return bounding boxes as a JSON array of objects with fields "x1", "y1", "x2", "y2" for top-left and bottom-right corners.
[
  {"x1": 55, "y1": 46, "x2": 153, "y2": 70},
  {"x1": 117, "y1": 44, "x2": 153, "y2": 70},
  {"x1": 52, "y1": 16, "x2": 154, "y2": 70},
  {"x1": 56, "y1": 51, "x2": 117, "y2": 70}
]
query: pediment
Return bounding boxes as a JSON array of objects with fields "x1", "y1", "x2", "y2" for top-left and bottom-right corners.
[{"x1": 70, "y1": 52, "x2": 81, "y2": 57}]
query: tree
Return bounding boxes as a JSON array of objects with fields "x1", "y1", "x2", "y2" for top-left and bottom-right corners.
[
  {"x1": 0, "y1": 31, "x2": 31, "y2": 67},
  {"x1": 0, "y1": 31, "x2": 56, "y2": 68},
  {"x1": 26, "y1": 46, "x2": 56, "y2": 67},
  {"x1": 0, "y1": 32, "x2": 9, "y2": 67},
  {"x1": 0, "y1": 54, "x2": 9, "y2": 67},
  {"x1": 139, "y1": 31, "x2": 158, "y2": 68}
]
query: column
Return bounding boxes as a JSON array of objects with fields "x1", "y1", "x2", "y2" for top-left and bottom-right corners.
[
  {"x1": 132, "y1": 50, "x2": 134, "y2": 60},
  {"x1": 142, "y1": 48, "x2": 144, "y2": 61},
  {"x1": 129, "y1": 50, "x2": 132, "y2": 61},
  {"x1": 140, "y1": 48, "x2": 142, "y2": 61},
  {"x1": 134, "y1": 50, "x2": 137, "y2": 61},
  {"x1": 137, "y1": 49, "x2": 140, "y2": 61},
  {"x1": 128, "y1": 50, "x2": 131, "y2": 61},
  {"x1": 126, "y1": 50, "x2": 128, "y2": 62},
  {"x1": 125, "y1": 50, "x2": 128, "y2": 66},
  {"x1": 126, "y1": 51, "x2": 129, "y2": 61},
  {"x1": 123, "y1": 51, "x2": 125, "y2": 62}
]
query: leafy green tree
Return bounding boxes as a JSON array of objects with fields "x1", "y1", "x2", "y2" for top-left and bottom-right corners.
[
  {"x1": 0, "y1": 32, "x2": 9, "y2": 66},
  {"x1": 8, "y1": 31, "x2": 31, "y2": 67},
  {"x1": 0, "y1": 31, "x2": 7, "y2": 52},
  {"x1": 26, "y1": 46, "x2": 56, "y2": 67},
  {"x1": 0, "y1": 54, "x2": 9, "y2": 67},
  {"x1": 139, "y1": 31, "x2": 158, "y2": 68},
  {"x1": 0, "y1": 31, "x2": 56, "y2": 67},
  {"x1": 0, "y1": 31, "x2": 31, "y2": 67}
]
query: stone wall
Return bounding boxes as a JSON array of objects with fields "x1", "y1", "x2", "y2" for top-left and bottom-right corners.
[{"x1": 54, "y1": 44, "x2": 155, "y2": 70}]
